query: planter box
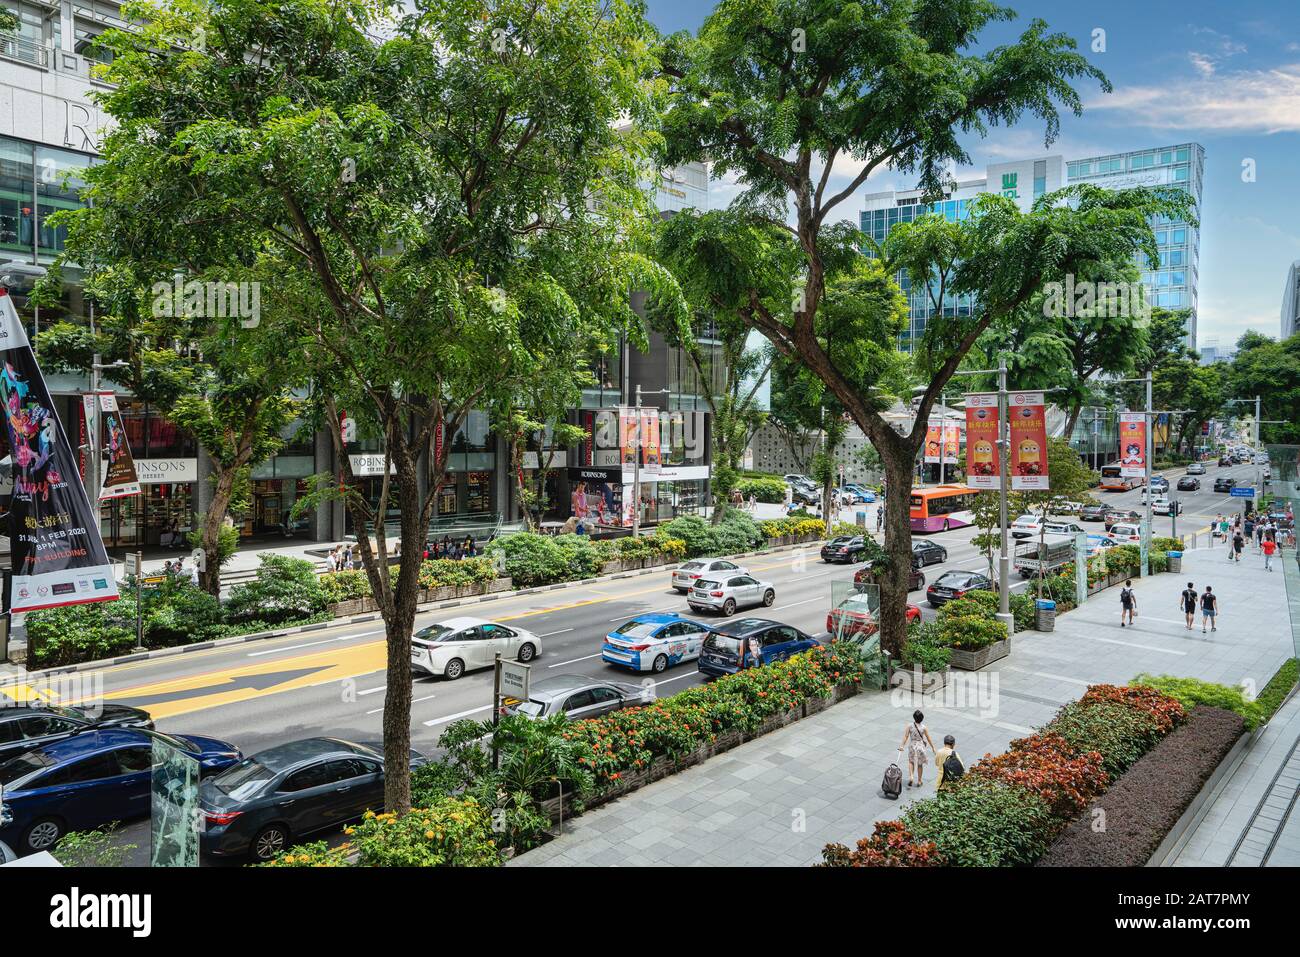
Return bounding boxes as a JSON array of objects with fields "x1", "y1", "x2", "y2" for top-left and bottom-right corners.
[
  {"x1": 948, "y1": 636, "x2": 1010, "y2": 671},
  {"x1": 889, "y1": 663, "x2": 951, "y2": 694},
  {"x1": 327, "y1": 597, "x2": 375, "y2": 617}
]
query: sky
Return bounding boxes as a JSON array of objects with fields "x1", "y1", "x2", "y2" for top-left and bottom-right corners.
[{"x1": 644, "y1": 0, "x2": 1300, "y2": 350}]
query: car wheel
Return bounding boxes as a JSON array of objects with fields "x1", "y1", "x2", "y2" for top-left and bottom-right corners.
[
  {"x1": 651, "y1": 654, "x2": 668, "y2": 673},
  {"x1": 943, "y1": 519, "x2": 950, "y2": 532},
  {"x1": 517, "y1": 643, "x2": 536, "y2": 663},
  {"x1": 722, "y1": 599, "x2": 736, "y2": 616},
  {"x1": 918, "y1": 573, "x2": 926, "y2": 589},
  {"x1": 250, "y1": 824, "x2": 290, "y2": 863},
  {"x1": 443, "y1": 658, "x2": 465, "y2": 680},
  {"x1": 23, "y1": 817, "x2": 64, "y2": 852},
  {"x1": 939, "y1": 548, "x2": 948, "y2": 562},
  {"x1": 762, "y1": 589, "x2": 775, "y2": 607}
]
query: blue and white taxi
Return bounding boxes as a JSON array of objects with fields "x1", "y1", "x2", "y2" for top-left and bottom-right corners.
[{"x1": 601, "y1": 613, "x2": 712, "y2": 674}]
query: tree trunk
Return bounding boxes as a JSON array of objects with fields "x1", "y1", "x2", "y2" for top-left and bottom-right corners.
[
  {"x1": 877, "y1": 444, "x2": 917, "y2": 659},
  {"x1": 1063, "y1": 402, "x2": 1083, "y2": 445},
  {"x1": 510, "y1": 437, "x2": 535, "y2": 531},
  {"x1": 199, "y1": 465, "x2": 237, "y2": 598}
]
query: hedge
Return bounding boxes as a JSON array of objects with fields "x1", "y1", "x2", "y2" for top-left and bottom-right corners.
[
  {"x1": 1037, "y1": 706, "x2": 1245, "y2": 867},
  {"x1": 1131, "y1": 673, "x2": 1265, "y2": 730},
  {"x1": 735, "y1": 476, "x2": 786, "y2": 503}
]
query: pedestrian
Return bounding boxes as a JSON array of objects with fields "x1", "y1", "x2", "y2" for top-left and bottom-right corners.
[
  {"x1": 466, "y1": 536, "x2": 477, "y2": 558},
  {"x1": 189, "y1": 561, "x2": 200, "y2": 587},
  {"x1": 782, "y1": 484, "x2": 792, "y2": 509},
  {"x1": 1255, "y1": 521, "x2": 1265, "y2": 550},
  {"x1": 1244, "y1": 515, "x2": 1255, "y2": 547},
  {"x1": 1200, "y1": 585, "x2": 1219, "y2": 633},
  {"x1": 934, "y1": 734, "x2": 964, "y2": 791},
  {"x1": 1119, "y1": 578, "x2": 1137, "y2": 628},
  {"x1": 898, "y1": 710, "x2": 936, "y2": 789},
  {"x1": 748, "y1": 493, "x2": 757, "y2": 513},
  {"x1": 1262, "y1": 535, "x2": 1277, "y2": 571},
  {"x1": 875, "y1": 505, "x2": 884, "y2": 533},
  {"x1": 1232, "y1": 530, "x2": 1244, "y2": 563},
  {"x1": 1180, "y1": 581, "x2": 1198, "y2": 630}
]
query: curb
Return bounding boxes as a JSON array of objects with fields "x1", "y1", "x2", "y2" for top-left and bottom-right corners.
[{"x1": 10, "y1": 538, "x2": 829, "y2": 681}]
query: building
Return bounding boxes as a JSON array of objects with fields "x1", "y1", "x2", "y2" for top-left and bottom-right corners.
[
  {"x1": 1282, "y1": 260, "x2": 1300, "y2": 341},
  {"x1": 1198, "y1": 339, "x2": 1236, "y2": 366}
]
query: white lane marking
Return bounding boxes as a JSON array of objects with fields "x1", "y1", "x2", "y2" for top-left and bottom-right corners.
[
  {"x1": 246, "y1": 630, "x2": 383, "y2": 657},
  {"x1": 1079, "y1": 634, "x2": 1187, "y2": 655},
  {"x1": 424, "y1": 704, "x2": 492, "y2": 727},
  {"x1": 367, "y1": 692, "x2": 436, "y2": 716},
  {"x1": 548, "y1": 652, "x2": 602, "y2": 669},
  {"x1": 358, "y1": 685, "x2": 386, "y2": 696},
  {"x1": 651, "y1": 672, "x2": 699, "y2": 688},
  {"x1": 538, "y1": 628, "x2": 575, "y2": 637},
  {"x1": 771, "y1": 596, "x2": 822, "y2": 611}
]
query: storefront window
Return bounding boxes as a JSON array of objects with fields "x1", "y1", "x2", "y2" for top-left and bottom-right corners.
[{"x1": 36, "y1": 146, "x2": 89, "y2": 254}]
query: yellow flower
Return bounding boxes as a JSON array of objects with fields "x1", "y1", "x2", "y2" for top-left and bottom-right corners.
[{"x1": 426, "y1": 830, "x2": 437, "y2": 840}]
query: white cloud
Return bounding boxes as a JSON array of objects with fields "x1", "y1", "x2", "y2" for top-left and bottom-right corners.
[{"x1": 1088, "y1": 62, "x2": 1300, "y2": 134}]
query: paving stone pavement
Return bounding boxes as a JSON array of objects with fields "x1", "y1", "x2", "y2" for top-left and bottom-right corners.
[{"x1": 510, "y1": 544, "x2": 1297, "y2": 867}]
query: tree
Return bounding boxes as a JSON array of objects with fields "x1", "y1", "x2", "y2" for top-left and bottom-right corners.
[
  {"x1": 659, "y1": 0, "x2": 1192, "y2": 655},
  {"x1": 84, "y1": 0, "x2": 672, "y2": 815},
  {"x1": 1226, "y1": 331, "x2": 1300, "y2": 445}
]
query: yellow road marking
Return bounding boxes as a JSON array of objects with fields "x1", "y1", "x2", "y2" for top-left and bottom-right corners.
[{"x1": 0, "y1": 683, "x2": 58, "y2": 705}]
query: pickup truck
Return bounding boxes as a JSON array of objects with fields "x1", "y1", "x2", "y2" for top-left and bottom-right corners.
[{"x1": 1013, "y1": 534, "x2": 1077, "y2": 578}]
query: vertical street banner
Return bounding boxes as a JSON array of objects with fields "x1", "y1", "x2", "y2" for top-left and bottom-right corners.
[
  {"x1": 964, "y1": 393, "x2": 1000, "y2": 489},
  {"x1": 618, "y1": 406, "x2": 638, "y2": 483},
  {"x1": 639, "y1": 407, "x2": 660, "y2": 477},
  {"x1": 96, "y1": 392, "x2": 141, "y2": 500},
  {"x1": 1008, "y1": 391, "x2": 1049, "y2": 490},
  {"x1": 1118, "y1": 412, "x2": 1147, "y2": 477},
  {"x1": 942, "y1": 422, "x2": 960, "y2": 465},
  {"x1": 0, "y1": 290, "x2": 118, "y2": 612},
  {"x1": 923, "y1": 421, "x2": 943, "y2": 463}
]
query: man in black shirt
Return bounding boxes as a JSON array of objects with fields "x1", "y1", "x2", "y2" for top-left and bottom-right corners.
[
  {"x1": 1119, "y1": 578, "x2": 1137, "y2": 628},
  {"x1": 1180, "y1": 582, "x2": 1198, "y2": 630}
]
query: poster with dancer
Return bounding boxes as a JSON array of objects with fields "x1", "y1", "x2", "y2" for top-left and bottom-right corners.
[
  {"x1": 96, "y1": 392, "x2": 141, "y2": 500},
  {"x1": 0, "y1": 291, "x2": 118, "y2": 612}
]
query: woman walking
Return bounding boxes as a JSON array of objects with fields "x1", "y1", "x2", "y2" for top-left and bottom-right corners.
[{"x1": 898, "y1": 710, "x2": 936, "y2": 789}]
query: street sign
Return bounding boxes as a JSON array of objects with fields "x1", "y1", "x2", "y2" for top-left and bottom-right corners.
[
  {"x1": 499, "y1": 659, "x2": 531, "y2": 701},
  {"x1": 1230, "y1": 487, "x2": 1255, "y2": 497},
  {"x1": 141, "y1": 575, "x2": 168, "y2": 586},
  {"x1": 124, "y1": 552, "x2": 139, "y2": 577}
]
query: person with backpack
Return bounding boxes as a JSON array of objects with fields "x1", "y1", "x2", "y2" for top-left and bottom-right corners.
[
  {"x1": 1179, "y1": 582, "x2": 1198, "y2": 630},
  {"x1": 1119, "y1": 579, "x2": 1137, "y2": 628},
  {"x1": 898, "y1": 710, "x2": 936, "y2": 789},
  {"x1": 1232, "y1": 530, "x2": 1245, "y2": 563},
  {"x1": 1200, "y1": 586, "x2": 1219, "y2": 633},
  {"x1": 934, "y1": 734, "x2": 964, "y2": 791}
]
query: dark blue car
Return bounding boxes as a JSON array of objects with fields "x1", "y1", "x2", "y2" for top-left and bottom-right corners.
[
  {"x1": 0, "y1": 727, "x2": 242, "y2": 856},
  {"x1": 697, "y1": 618, "x2": 822, "y2": 678}
]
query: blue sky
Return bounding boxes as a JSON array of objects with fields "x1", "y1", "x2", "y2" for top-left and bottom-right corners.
[{"x1": 645, "y1": 0, "x2": 1300, "y2": 349}]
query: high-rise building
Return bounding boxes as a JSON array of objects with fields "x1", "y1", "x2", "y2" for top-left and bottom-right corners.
[{"x1": 1282, "y1": 260, "x2": 1300, "y2": 340}]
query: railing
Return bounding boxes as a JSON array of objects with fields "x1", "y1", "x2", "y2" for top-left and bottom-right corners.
[{"x1": 0, "y1": 35, "x2": 52, "y2": 69}]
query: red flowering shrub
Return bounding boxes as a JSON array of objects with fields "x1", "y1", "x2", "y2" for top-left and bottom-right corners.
[
  {"x1": 1079, "y1": 684, "x2": 1185, "y2": 733},
  {"x1": 969, "y1": 731, "x2": 1109, "y2": 823},
  {"x1": 821, "y1": 821, "x2": 946, "y2": 867}
]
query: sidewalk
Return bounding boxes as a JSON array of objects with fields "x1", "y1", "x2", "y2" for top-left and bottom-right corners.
[{"x1": 510, "y1": 545, "x2": 1295, "y2": 867}]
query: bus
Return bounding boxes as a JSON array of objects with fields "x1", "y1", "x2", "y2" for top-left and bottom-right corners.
[
  {"x1": 1098, "y1": 464, "x2": 1140, "y2": 491},
  {"x1": 910, "y1": 485, "x2": 977, "y2": 533}
]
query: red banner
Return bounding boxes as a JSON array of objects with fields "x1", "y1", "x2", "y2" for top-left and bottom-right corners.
[
  {"x1": 1118, "y1": 413, "x2": 1146, "y2": 477},
  {"x1": 1008, "y1": 391, "x2": 1048, "y2": 490},
  {"x1": 964, "y1": 394, "x2": 1000, "y2": 489}
]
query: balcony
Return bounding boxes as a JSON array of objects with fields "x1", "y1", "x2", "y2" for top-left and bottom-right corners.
[{"x1": 0, "y1": 34, "x2": 53, "y2": 69}]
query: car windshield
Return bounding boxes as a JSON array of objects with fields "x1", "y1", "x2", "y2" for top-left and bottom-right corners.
[
  {"x1": 679, "y1": 561, "x2": 703, "y2": 571},
  {"x1": 937, "y1": 573, "x2": 970, "y2": 587},
  {"x1": 0, "y1": 751, "x2": 52, "y2": 788},
  {"x1": 702, "y1": 633, "x2": 744, "y2": 656},
  {"x1": 213, "y1": 757, "x2": 277, "y2": 801},
  {"x1": 695, "y1": 580, "x2": 720, "y2": 590},
  {"x1": 515, "y1": 701, "x2": 546, "y2": 717},
  {"x1": 613, "y1": 621, "x2": 660, "y2": 638}
]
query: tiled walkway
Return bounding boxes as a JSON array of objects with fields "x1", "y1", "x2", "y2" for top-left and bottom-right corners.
[{"x1": 512, "y1": 546, "x2": 1296, "y2": 867}]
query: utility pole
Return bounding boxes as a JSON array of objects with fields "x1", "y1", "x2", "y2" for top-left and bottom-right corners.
[
  {"x1": 997, "y1": 357, "x2": 1011, "y2": 625},
  {"x1": 1254, "y1": 395, "x2": 1261, "y2": 513},
  {"x1": 938, "y1": 391, "x2": 947, "y2": 486},
  {"x1": 1143, "y1": 372, "x2": 1153, "y2": 577}
]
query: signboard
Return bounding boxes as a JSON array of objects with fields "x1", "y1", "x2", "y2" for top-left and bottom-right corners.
[
  {"x1": 124, "y1": 552, "x2": 139, "y2": 577},
  {"x1": 1118, "y1": 413, "x2": 1147, "y2": 477},
  {"x1": 96, "y1": 392, "x2": 141, "y2": 500},
  {"x1": 0, "y1": 291, "x2": 119, "y2": 613},
  {"x1": 942, "y1": 422, "x2": 960, "y2": 465},
  {"x1": 150, "y1": 734, "x2": 201, "y2": 867},
  {"x1": 499, "y1": 659, "x2": 530, "y2": 701},
  {"x1": 521, "y1": 450, "x2": 567, "y2": 470},
  {"x1": 1074, "y1": 531, "x2": 1088, "y2": 607},
  {"x1": 348, "y1": 454, "x2": 394, "y2": 477},
  {"x1": 135, "y1": 458, "x2": 199, "y2": 485},
  {"x1": 1230, "y1": 486, "x2": 1255, "y2": 497},
  {"x1": 618, "y1": 407, "x2": 638, "y2": 481},
  {"x1": 964, "y1": 393, "x2": 1000, "y2": 489},
  {"x1": 640, "y1": 408, "x2": 661, "y2": 477},
  {"x1": 1008, "y1": 391, "x2": 1048, "y2": 490},
  {"x1": 1139, "y1": 519, "x2": 1150, "y2": 578}
]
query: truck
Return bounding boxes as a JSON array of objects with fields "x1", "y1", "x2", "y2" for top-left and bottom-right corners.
[{"x1": 1013, "y1": 533, "x2": 1078, "y2": 579}]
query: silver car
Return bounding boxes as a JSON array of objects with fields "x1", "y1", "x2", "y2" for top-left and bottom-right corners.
[
  {"x1": 671, "y1": 558, "x2": 747, "y2": 593},
  {"x1": 505, "y1": 674, "x2": 653, "y2": 720},
  {"x1": 410, "y1": 617, "x2": 542, "y2": 680},
  {"x1": 688, "y1": 573, "x2": 776, "y2": 616}
]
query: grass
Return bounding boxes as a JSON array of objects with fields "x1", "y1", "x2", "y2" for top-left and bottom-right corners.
[{"x1": 1255, "y1": 658, "x2": 1299, "y2": 725}]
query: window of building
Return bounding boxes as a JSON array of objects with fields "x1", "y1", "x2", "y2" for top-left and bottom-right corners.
[
  {"x1": 1171, "y1": 228, "x2": 1186, "y2": 244},
  {"x1": 1174, "y1": 166, "x2": 1189, "y2": 182},
  {"x1": 1176, "y1": 148, "x2": 1190, "y2": 162}
]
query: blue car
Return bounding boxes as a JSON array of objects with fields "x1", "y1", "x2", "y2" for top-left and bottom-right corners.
[
  {"x1": 843, "y1": 484, "x2": 876, "y2": 503},
  {"x1": 601, "y1": 612, "x2": 713, "y2": 673},
  {"x1": 698, "y1": 618, "x2": 822, "y2": 678},
  {"x1": 0, "y1": 727, "x2": 242, "y2": 856}
]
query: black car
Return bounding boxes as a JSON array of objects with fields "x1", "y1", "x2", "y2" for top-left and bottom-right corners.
[
  {"x1": 0, "y1": 703, "x2": 154, "y2": 764},
  {"x1": 911, "y1": 539, "x2": 948, "y2": 566},
  {"x1": 926, "y1": 570, "x2": 995, "y2": 607},
  {"x1": 1177, "y1": 476, "x2": 1201, "y2": 491},
  {"x1": 199, "y1": 737, "x2": 427, "y2": 863},
  {"x1": 855, "y1": 557, "x2": 925, "y2": 592},
  {"x1": 820, "y1": 535, "x2": 867, "y2": 564},
  {"x1": 1080, "y1": 504, "x2": 1108, "y2": 522},
  {"x1": 1218, "y1": 456, "x2": 1232, "y2": 466},
  {"x1": 1213, "y1": 477, "x2": 1237, "y2": 492}
]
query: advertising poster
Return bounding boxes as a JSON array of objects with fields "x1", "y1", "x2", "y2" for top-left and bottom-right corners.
[
  {"x1": 0, "y1": 291, "x2": 119, "y2": 612},
  {"x1": 97, "y1": 392, "x2": 141, "y2": 500},
  {"x1": 964, "y1": 393, "x2": 1000, "y2": 489},
  {"x1": 1008, "y1": 391, "x2": 1049, "y2": 490},
  {"x1": 567, "y1": 466, "x2": 625, "y2": 527},
  {"x1": 1118, "y1": 413, "x2": 1147, "y2": 477},
  {"x1": 923, "y1": 421, "x2": 943, "y2": 464},
  {"x1": 640, "y1": 407, "x2": 660, "y2": 476},
  {"x1": 943, "y1": 423, "x2": 960, "y2": 465},
  {"x1": 618, "y1": 407, "x2": 638, "y2": 481}
]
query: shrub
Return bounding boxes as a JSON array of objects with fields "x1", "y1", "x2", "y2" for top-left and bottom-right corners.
[
  {"x1": 938, "y1": 613, "x2": 1007, "y2": 650},
  {"x1": 53, "y1": 825, "x2": 137, "y2": 867},
  {"x1": 1009, "y1": 592, "x2": 1036, "y2": 631},
  {"x1": 261, "y1": 840, "x2": 350, "y2": 867},
  {"x1": 1256, "y1": 658, "x2": 1299, "y2": 725},
  {"x1": 969, "y1": 731, "x2": 1109, "y2": 824},
  {"x1": 141, "y1": 580, "x2": 225, "y2": 646},
  {"x1": 343, "y1": 800, "x2": 500, "y2": 867},
  {"x1": 650, "y1": 534, "x2": 687, "y2": 561},
  {"x1": 938, "y1": 590, "x2": 999, "y2": 621},
  {"x1": 224, "y1": 554, "x2": 328, "y2": 626},
  {"x1": 898, "y1": 620, "x2": 951, "y2": 672},
  {"x1": 902, "y1": 777, "x2": 1055, "y2": 867},
  {"x1": 320, "y1": 569, "x2": 372, "y2": 604},
  {"x1": 550, "y1": 534, "x2": 604, "y2": 578},
  {"x1": 658, "y1": 515, "x2": 716, "y2": 557},
  {"x1": 714, "y1": 508, "x2": 764, "y2": 552},
  {"x1": 1077, "y1": 684, "x2": 1185, "y2": 734},
  {"x1": 1151, "y1": 536, "x2": 1182, "y2": 552},
  {"x1": 1051, "y1": 701, "x2": 1166, "y2": 778},
  {"x1": 485, "y1": 533, "x2": 570, "y2": 587},
  {"x1": 821, "y1": 821, "x2": 946, "y2": 867},
  {"x1": 1131, "y1": 673, "x2": 1264, "y2": 730},
  {"x1": 735, "y1": 476, "x2": 786, "y2": 503},
  {"x1": 25, "y1": 601, "x2": 138, "y2": 668}
]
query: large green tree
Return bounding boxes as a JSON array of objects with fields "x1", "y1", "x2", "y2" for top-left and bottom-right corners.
[{"x1": 1227, "y1": 331, "x2": 1300, "y2": 445}]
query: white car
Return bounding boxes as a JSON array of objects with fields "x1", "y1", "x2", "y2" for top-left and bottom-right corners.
[
  {"x1": 1108, "y1": 522, "x2": 1142, "y2": 544},
  {"x1": 688, "y1": 574, "x2": 776, "y2": 616},
  {"x1": 1043, "y1": 520, "x2": 1085, "y2": 536},
  {"x1": 671, "y1": 558, "x2": 748, "y2": 593},
  {"x1": 1010, "y1": 514, "x2": 1042, "y2": 539},
  {"x1": 1151, "y1": 497, "x2": 1172, "y2": 516},
  {"x1": 1050, "y1": 498, "x2": 1083, "y2": 514},
  {"x1": 410, "y1": 617, "x2": 542, "y2": 680}
]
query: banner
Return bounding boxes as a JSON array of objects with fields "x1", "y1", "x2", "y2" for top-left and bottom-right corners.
[
  {"x1": 0, "y1": 291, "x2": 118, "y2": 612},
  {"x1": 640, "y1": 407, "x2": 660, "y2": 477},
  {"x1": 96, "y1": 392, "x2": 141, "y2": 500},
  {"x1": 942, "y1": 422, "x2": 960, "y2": 465},
  {"x1": 1118, "y1": 412, "x2": 1147, "y2": 477},
  {"x1": 964, "y1": 393, "x2": 1000, "y2": 489},
  {"x1": 1008, "y1": 391, "x2": 1049, "y2": 490},
  {"x1": 924, "y1": 421, "x2": 943, "y2": 464},
  {"x1": 618, "y1": 407, "x2": 637, "y2": 482}
]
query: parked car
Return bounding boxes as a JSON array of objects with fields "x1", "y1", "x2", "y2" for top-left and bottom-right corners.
[
  {"x1": 1186, "y1": 463, "x2": 1206, "y2": 475},
  {"x1": 697, "y1": 619, "x2": 821, "y2": 678},
  {"x1": 788, "y1": 486, "x2": 819, "y2": 507},
  {"x1": 671, "y1": 557, "x2": 748, "y2": 593},
  {"x1": 0, "y1": 728, "x2": 242, "y2": 856},
  {"x1": 1104, "y1": 509, "x2": 1141, "y2": 530},
  {"x1": 410, "y1": 617, "x2": 542, "y2": 680},
  {"x1": 602, "y1": 612, "x2": 712, "y2": 673},
  {"x1": 1262, "y1": 465, "x2": 1272, "y2": 480},
  {"x1": 505, "y1": 675, "x2": 652, "y2": 720},
  {"x1": 0, "y1": 703, "x2": 154, "y2": 765},
  {"x1": 1050, "y1": 497, "x2": 1083, "y2": 514},
  {"x1": 844, "y1": 484, "x2": 877, "y2": 503},
  {"x1": 1177, "y1": 476, "x2": 1201, "y2": 491},
  {"x1": 1086, "y1": 535, "x2": 1119, "y2": 557},
  {"x1": 911, "y1": 539, "x2": 948, "y2": 566},
  {"x1": 1080, "y1": 503, "x2": 1109, "y2": 522},
  {"x1": 925, "y1": 570, "x2": 995, "y2": 607},
  {"x1": 1014, "y1": 534, "x2": 1076, "y2": 579},
  {"x1": 826, "y1": 590, "x2": 920, "y2": 639},
  {"x1": 855, "y1": 557, "x2": 925, "y2": 592},
  {"x1": 199, "y1": 738, "x2": 425, "y2": 863},
  {"x1": 1213, "y1": 477, "x2": 1237, "y2": 493},
  {"x1": 783, "y1": 473, "x2": 814, "y2": 487},
  {"x1": 688, "y1": 573, "x2": 776, "y2": 616},
  {"x1": 820, "y1": 535, "x2": 869, "y2": 564},
  {"x1": 1010, "y1": 514, "x2": 1043, "y2": 539}
]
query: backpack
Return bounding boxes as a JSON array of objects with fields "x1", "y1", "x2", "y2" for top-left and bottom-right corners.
[
  {"x1": 881, "y1": 758, "x2": 903, "y2": 800},
  {"x1": 942, "y1": 751, "x2": 965, "y2": 784}
]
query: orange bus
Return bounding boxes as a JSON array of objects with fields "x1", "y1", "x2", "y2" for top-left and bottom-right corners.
[
  {"x1": 1098, "y1": 464, "x2": 1140, "y2": 491},
  {"x1": 910, "y1": 484, "x2": 977, "y2": 533}
]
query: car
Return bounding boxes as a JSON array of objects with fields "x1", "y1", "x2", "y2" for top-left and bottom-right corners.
[
  {"x1": 1150, "y1": 497, "x2": 1172, "y2": 516},
  {"x1": 1177, "y1": 476, "x2": 1201, "y2": 491},
  {"x1": 1218, "y1": 456, "x2": 1232, "y2": 466},
  {"x1": 198, "y1": 737, "x2": 425, "y2": 863},
  {"x1": 1085, "y1": 535, "x2": 1119, "y2": 557},
  {"x1": 602, "y1": 612, "x2": 712, "y2": 673},
  {"x1": 783, "y1": 474, "x2": 814, "y2": 487},
  {"x1": 689, "y1": 573, "x2": 776, "y2": 616},
  {"x1": 0, "y1": 703, "x2": 154, "y2": 765},
  {"x1": 1149, "y1": 476, "x2": 1171, "y2": 491},
  {"x1": 1254, "y1": 452, "x2": 1269, "y2": 465},
  {"x1": 1262, "y1": 466, "x2": 1272, "y2": 480},
  {"x1": 855, "y1": 557, "x2": 925, "y2": 592},
  {"x1": 1042, "y1": 520, "x2": 1085, "y2": 536},
  {"x1": 1213, "y1": 477, "x2": 1237, "y2": 493},
  {"x1": 1186, "y1": 463, "x2": 1206, "y2": 475},
  {"x1": 410, "y1": 617, "x2": 542, "y2": 680},
  {"x1": 926, "y1": 570, "x2": 995, "y2": 607},
  {"x1": 844, "y1": 484, "x2": 877, "y2": 503},
  {"x1": 505, "y1": 675, "x2": 653, "y2": 720},
  {"x1": 911, "y1": 539, "x2": 948, "y2": 566},
  {"x1": 1050, "y1": 497, "x2": 1083, "y2": 514},
  {"x1": 1010, "y1": 514, "x2": 1042, "y2": 539},
  {"x1": 0, "y1": 728, "x2": 242, "y2": 856},
  {"x1": 788, "y1": 486, "x2": 819, "y2": 507},
  {"x1": 826, "y1": 591, "x2": 921, "y2": 640},
  {"x1": 1108, "y1": 522, "x2": 1142, "y2": 543},
  {"x1": 697, "y1": 618, "x2": 821, "y2": 678},
  {"x1": 1104, "y1": 509, "x2": 1141, "y2": 530},
  {"x1": 1080, "y1": 504, "x2": 1109, "y2": 522},
  {"x1": 671, "y1": 557, "x2": 748, "y2": 593},
  {"x1": 820, "y1": 535, "x2": 869, "y2": 564}
]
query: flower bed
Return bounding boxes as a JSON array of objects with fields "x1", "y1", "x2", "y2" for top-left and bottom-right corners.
[
  {"x1": 1037, "y1": 706, "x2": 1245, "y2": 867},
  {"x1": 821, "y1": 683, "x2": 1187, "y2": 867}
]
